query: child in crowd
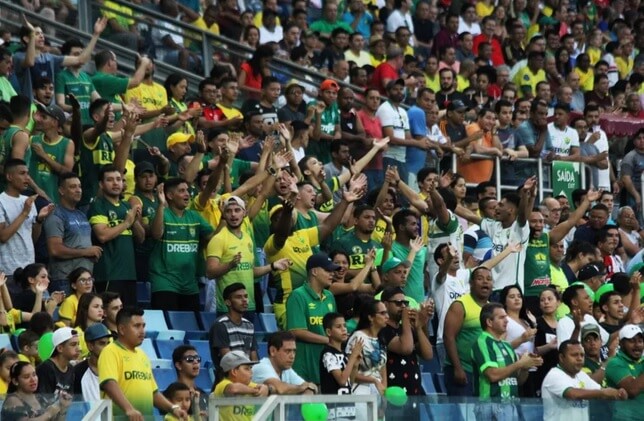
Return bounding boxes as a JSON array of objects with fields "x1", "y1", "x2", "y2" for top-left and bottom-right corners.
[
  {"x1": 163, "y1": 382, "x2": 195, "y2": 421},
  {"x1": 17, "y1": 329, "x2": 39, "y2": 365}
]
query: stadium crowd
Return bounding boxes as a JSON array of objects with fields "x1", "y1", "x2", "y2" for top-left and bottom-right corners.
[{"x1": 0, "y1": 0, "x2": 642, "y2": 419}]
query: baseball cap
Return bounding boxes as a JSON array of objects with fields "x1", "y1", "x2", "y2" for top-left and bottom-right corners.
[
  {"x1": 84, "y1": 323, "x2": 112, "y2": 342},
  {"x1": 134, "y1": 161, "x2": 156, "y2": 178},
  {"x1": 166, "y1": 132, "x2": 195, "y2": 149},
  {"x1": 51, "y1": 327, "x2": 78, "y2": 357},
  {"x1": 578, "y1": 263, "x2": 604, "y2": 282},
  {"x1": 447, "y1": 100, "x2": 469, "y2": 112},
  {"x1": 285, "y1": 80, "x2": 305, "y2": 93},
  {"x1": 581, "y1": 324, "x2": 600, "y2": 340},
  {"x1": 219, "y1": 350, "x2": 259, "y2": 372},
  {"x1": 223, "y1": 195, "x2": 246, "y2": 211},
  {"x1": 319, "y1": 79, "x2": 340, "y2": 92},
  {"x1": 369, "y1": 35, "x2": 385, "y2": 46},
  {"x1": 306, "y1": 252, "x2": 341, "y2": 272},
  {"x1": 386, "y1": 78, "x2": 405, "y2": 91},
  {"x1": 619, "y1": 324, "x2": 643, "y2": 340},
  {"x1": 36, "y1": 103, "x2": 66, "y2": 127},
  {"x1": 382, "y1": 257, "x2": 411, "y2": 273}
]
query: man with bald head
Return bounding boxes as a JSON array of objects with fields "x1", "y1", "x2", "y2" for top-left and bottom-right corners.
[{"x1": 541, "y1": 197, "x2": 562, "y2": 232}]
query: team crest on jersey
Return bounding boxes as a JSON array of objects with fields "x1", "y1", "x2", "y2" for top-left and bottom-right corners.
[
  {"x1": 308, "y1": 303, "x2": 317, "y2": 310},
  {"x1": 108, "y1": 210, "x2": 117, "y2": 221},
  {"x1": 352, "y1": 246, "x2": 362, "y2": 254},
  {"x1": 189, "y1": 227, "x2": 196, "y2": 237}
]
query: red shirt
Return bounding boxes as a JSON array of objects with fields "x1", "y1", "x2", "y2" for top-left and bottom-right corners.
[
  {"x1": 370, "y1": 62, "x2": 399, "y2": 95},
  {"x1": 473, "y1": 34, "x2": 505, "y2": 67},
  {"x1": 240, "y1": 62, "x2": 263, "y2": 96},
  {"x1": 357, "y1": 109, "x2": 384, "y2": 170}
]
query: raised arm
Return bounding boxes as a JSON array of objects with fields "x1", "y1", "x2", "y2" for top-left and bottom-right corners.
[
  {"x1": 517, "y1": 176, "x2": 537, "y2": 226},
  {"x1": 62, "y1": 18, "x2": 107, "y2": 67},
  {"x1": 550, "y1": 189, "x2": 600, "y2": 244}
]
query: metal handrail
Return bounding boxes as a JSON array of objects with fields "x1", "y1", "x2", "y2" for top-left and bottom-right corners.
[
  {"x1": 451, "y1": 153, "x2": 587, "y2": 202},
  {"x1": 81, "y1": 399, "x2": 113, "y2": 421}
]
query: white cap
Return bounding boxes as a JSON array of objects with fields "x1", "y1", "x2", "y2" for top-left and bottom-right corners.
[{"x1": 619, "y1": 324, "x2": 643, "y2": 340}]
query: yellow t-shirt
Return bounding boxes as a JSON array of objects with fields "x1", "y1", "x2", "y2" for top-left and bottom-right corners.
[
  {"x1": 186, "y1": 16, "x2": 220, "y2": 51},
  {"x1": 215, "y1": 103, "x2": 243, "y2": 120},
  {"x1": 424, "y1": 73, "x2": 440, "y2": 93},
  {"x1": 587, "y1": 47, "x2": 601, "y2": 66},
  {"x1": 476, "y1": 1, "x2": 494, "y2": 18},
  {"x1": 123, "y1": 159, "x2": 135, "y2": 201},
  {"x1": 212, "y1": 378, "x2": 259, "y2": 421},
  {"x1": 264, "y1": 227, "x2": 320, "y2": 328},
  {"x1": 574, "y1": 67, "x2": 594, "y2": 92},
  {"x1": 457, "y1": 74, "x2": 470, "y2": 92},
  {"x1": 370, "y1": 54, "x2": 385, "y2": 68},
  {"x1": 190, "y1": 194, "x2": 224, "y2": 230},
  {"x1": 615, "y1": 56, "x2": 633, "y2": 80},
  {"x1": 59, "y1": 294, "x2": 80, "y2": 325},
  {"x1": 550, "y1": 264, "x2": 571, "y2": 320},
  {"x1": 0, "y1": 378, "x2": 7, "y2": 395},
  {"x1": 0, "y1": 308, "x2": 22, "y2": 334},
  {"x1": 206, "y1": 219, "x2": 256, "y2": 312},
  {"x1": 17, "y1": 353, "x2": 36, "y2": 365},
  {"x1": 98, "y1": 341, "x2": 158, "y2": 418},
  {"x1": 102, "y1": 1, "x2": 134, "y2": 27},
  {"x1": 124, "y1": 82, "x2": 168, "y2": 112},
  {"x1": 513, "y1": 67, "x2": 546, "y2": 98}
]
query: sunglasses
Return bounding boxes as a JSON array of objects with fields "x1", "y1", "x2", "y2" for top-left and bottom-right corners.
[
  {"x1": 387, "y1": 300, "x2": 410, "y2": 307},
  {"x1": 183, "y1": 355, "x2": 201, "y2": 363}
]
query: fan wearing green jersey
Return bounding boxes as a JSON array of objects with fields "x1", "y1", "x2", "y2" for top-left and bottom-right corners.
[
  {"x1": 471, "y1": 303, "x2": 543, "y2": 418},
  {"x1": 1, "y1": 96, "x2": 32, "y2": 188}
]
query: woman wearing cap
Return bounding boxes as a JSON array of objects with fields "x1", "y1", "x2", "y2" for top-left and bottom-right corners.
[
  {"x1": 58, "y1": 268, "x2": 94, "y2": 327},
  {"x1": 74, "y1": 293, "x2": 104, "y2": 358},
  {"x1": 1, "y1": 361, "x2": 72, "y2": 420}
]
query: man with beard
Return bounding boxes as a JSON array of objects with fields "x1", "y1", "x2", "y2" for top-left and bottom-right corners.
[
  {"x1": 390, "y1": 209, "x2": 426, "y2": 304},
  {"x1": 88, "y1": 164, "x2": 144, "y2": 305},
  {"x1": 336, "y1": 204, "x2": 382, "y2": 275},
  {"x1": 542, "y1": 340, "x2": 627, "y2": 421},
  {"x1": 148, "y1": 177, "x2": 213, "y2": 311},
  {"x1": 286, "y1": 252, "x2": 338, "y2": 385},
  {"x1": 597, "y1": 225, "x2": 625, "y2": 276},
  {"x1": 443, "y1": 267, "x2": 494, "y2": 396},
  {"x1": 381, "y1": 286, "x2": 433, "y2": 417},
  {"x1": 436, "y1": 68, "x2": 469, "y2": 109},
  {"x1": 377, "y1": 79, "x2": 412, "y2": 185},
  {"x1": 524, "y1": 189, "x2": 601, "y2": 314},
  {"x1": 337, "y1": 87, "x2": 369, "y2": 164},
  {"x1": 45, "y1": 173, "x2": 101, "y2": 294},
  {"x1": 471, "y1": 303, "x2": 542, "y2": 417},
  {"x1": 604, "y1": 324, "x2": 644, "y2": 420},
  {"x1": 266, "y1": 179, "x2": 364, "y2": 329},
  {"x1": 574, "y1": 204, "x2": 611, "y2": 245},
  {"x1": 514, "y1": 100, "x2": 552, "y2": 181},
  {"x1": 209, "y1": 283, "x2": 259, "y2": 383},
  {"x1": 323, "y1": 141, "x2": 351, "y2": 205},
  {"x1": 206, "y1": 195, "x2": 289, "y2": 314}
]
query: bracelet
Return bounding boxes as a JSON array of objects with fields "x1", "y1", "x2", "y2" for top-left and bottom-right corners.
[{"x1": 270, "y1": 262, "x2": 276, "y2": 271}]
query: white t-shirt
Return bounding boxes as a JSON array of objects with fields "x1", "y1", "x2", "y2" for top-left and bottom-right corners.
[
  {"x1": 586, "y1": 128, "x2": 610, "y2": 189},
  {"x1": 259, "y1": 25, "x2": 284, "y2": 44},
  {"x1": 541, "y1": 366, "x2": 600, "y2": 421},
  {"x1": 426, "y1": 211, "x2": 464, "y2": 286},
  {"x1": 433, "y1": 268, "x2": 471, "y2": 343},
  {"x1": 556, "y1": 314, "x2": 610, "y2": 346},
  {"x1": 376, "y1": 101, "x2": 410, "y2": 162},
  {"x1": 458, "y1": 18, "x2": 481, "y2": 36},
  {"x1": 251, "y1": 357, "x2": 305, "y2": 385},
  {"x1": 0, "y1": 193, "x2": 37, "y2": 276},
  {"x1": 548, "y1": 123, "x2": 580, "y2": 155},
  {"x1": 506, "y1": 317, "x2": 535, "y2": 356},
  {"x1": 386, "y1": 11, "x2": 415, "y2": 45},
  {"x1": 480, "y1": 218, "x2": 530, "y2": 291},
  {"x1": 80, "y1": 366, "x2": 100, "y2": 402}
]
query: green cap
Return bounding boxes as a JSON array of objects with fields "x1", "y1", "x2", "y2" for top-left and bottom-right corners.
[
  {"x1": 594, "y1": 283, "x2": 614, "y2": 304},
  {"x1": 381, "y1": 257, "x2": 411, "y2": 273},
  {"x1": 570, "y1": 281, "x2": 595, "y2": 302}
]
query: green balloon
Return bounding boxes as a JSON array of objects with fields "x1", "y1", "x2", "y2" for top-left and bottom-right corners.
[
  {"x1": 300, "y1": 403, "x2": 328, "y2": 421},
  {"x1": 385, "y1": 386, "x2": 408, "y2": 407},
  {"x1": 594, "y1": 283, "x2": 615, "y2": 303},
  {"x1": 38, "y1": 332, "x2": 54, "y2": 361}
]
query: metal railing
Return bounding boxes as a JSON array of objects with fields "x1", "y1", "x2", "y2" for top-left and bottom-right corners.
[
  {"x1": 81, "y1": 399, "x2": 113, "y2": 421},
  {"x1": 451, "y1": 153, "x2": 587, "y2": 202},
  {"x1": 209, "y1": 394, "x2": 379, "y2": 421}
]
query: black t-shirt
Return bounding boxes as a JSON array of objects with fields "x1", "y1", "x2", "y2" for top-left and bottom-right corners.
[
  {"x1": 36, "y1": 359, "x2": 74, "y2": 395},
  {"x1": 319, "y1": 344, "x2": 351, "y2": 395},
  {"x1": 380, "y1": 324, "x2": 424, "y2": 396},
  {"x1": 534, "y1": 316, "x2": 558, "y2": 396},
  {"x1": 240, "y1": 100, "x2": 279, "y2": 127},
  {"x1": 72, "y1": 359, "x2": 90, "y2": 396}
]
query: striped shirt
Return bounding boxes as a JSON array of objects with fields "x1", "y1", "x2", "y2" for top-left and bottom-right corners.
[
  {"x1": 209, "y1": 314, "x2": 257, "y2": 375},
  {"x1": 471, "y1": 331, "x2": 519, "y2": 399}
]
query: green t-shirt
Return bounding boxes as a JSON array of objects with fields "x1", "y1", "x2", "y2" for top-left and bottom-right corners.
[
  {"x1": 148, "y1": 207, "x2": 213, "y2": 295},
  {"x1": 87, "y1": 196, "x2": 136, "y2": 282},
  {"x1": 0, "y1": 76, "x2": 16, "y2": 102},
  {"x1": 0, "y1": 125, "x2": 30, "y2": 190},
  {"x1": 391, "y1": 240, "x2": 427, "y2": 304},
  {"x1": 309, "y1": 19, "x2": 353, "y2": 35},
  {"x1": 29, "y1": 134, "x2": 70, "y2": 203},
  {"x1": 201, "y1": 156, "x2": 252, "y2": 188},
  {"x1": 446, "y1": 293, "x2": 485, "y2": 373},
  {"x1": 524, "y1": 232, "x2": 551, "y2": 297},
  {"x1": 335, "y1": 232, "x2": 382, "y2": 271},
  {"x1": 305, "y1": 100, "x2": 339, "y2": 164},
  {"x1": 79, "y1": 132, "x2": 114, "y2": 206},
  {"x1": 471, "y1": 331, "x2": 519, "y2": 399},
  {"x1": 286, "y1": 282, "x2": 336, "y2": 384},
  {"x1": 91, "y1": 71, "x2": 129, "y2": 105},
  {"x1": 295, "y1": 210, "x2": 320, "y2": 254},
  {"x1": 55, "y1": 69, "x2": 96, "y2": 127},
  {"x1": 605, "y1": 350, "x2": 644, "y2": 420},
  {"x1": 131, "y1": 191, "x2": 157, "y2": 257}
]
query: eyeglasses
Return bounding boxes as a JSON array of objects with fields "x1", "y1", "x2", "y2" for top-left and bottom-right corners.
[
  {"x1": 183, "y1": 355, "x2": 201, "y2": 363},
  {"x1": 78, "y1": 277, "x2": 94, "y2": 284},
  {"x1": 387, "y1": 300, "x2": 410, "y2": 307}
]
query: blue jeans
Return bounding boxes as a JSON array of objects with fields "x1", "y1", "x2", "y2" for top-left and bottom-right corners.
[
  {"x1": 444, "y1": 364, "x2": 474, "y2": 397},
  {"x1": 474, "y1": 402, "x2": 519, "y2": 421}
]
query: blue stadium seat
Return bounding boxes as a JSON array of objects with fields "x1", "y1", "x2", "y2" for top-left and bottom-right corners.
[
  {"x1": 137, "y1": 282, "x2": 151, "y2": 308},
  {"x1": 144, "y1": 309, "x2": 184, "y2": 340},
  {"x1": 257, "y1": 342, "x2": 268, "y2": 359},
  {"x1": 422, "y1": 373, "x2": 437, "y2": 394},
  {"x1": 433, "y1": 373, "x2": 447, "y2": 394},
  {"x1": 156, "y1": 339, "x2": 184, "y2": 360},
  {"x1": 195, "y1": 369, "x2": 213, "y2": 392},
  {"x1": 198, "y1": 312, "x2": 217, "y2": 331},
  {"x1": 0, "y1": 333, "x2": 14, "y2": 352},
  {"x1": 153, "y1": 368, "x2": 176, "y2": 391},
  {"x1": 150, "y1": 359, "x2": 173, "y2": 369},
  {"x1": 166, "y1": 311, "x2": 207, "y2": 340},
  {"x1": 259, "y1": 313, "x2": 278, "y2": 333},
  {"x1": 140, "y1": 338, "x2": 158, "y2": 360},
  {"x1": 187, "y1": 340, "x2": 212, "y2": 367}
]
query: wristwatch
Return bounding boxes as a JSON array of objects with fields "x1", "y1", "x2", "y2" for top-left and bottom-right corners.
[
  {"x1": 170, "y1": 404, "x2": 180, "y2": 413},
  {"x1": 267, "y1": 166, "x2": 278, "y2": 177}
]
